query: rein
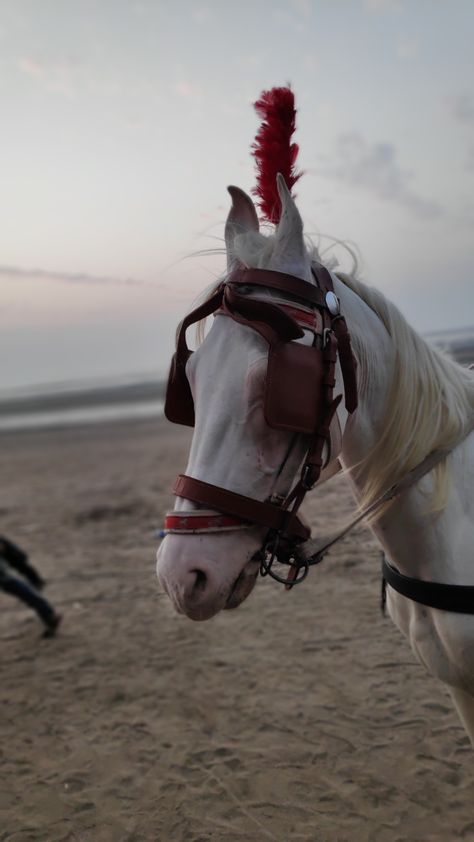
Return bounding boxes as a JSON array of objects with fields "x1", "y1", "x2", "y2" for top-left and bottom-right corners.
[{"x1": 295, "y1": 427, "x2": 474, "y2": 569}]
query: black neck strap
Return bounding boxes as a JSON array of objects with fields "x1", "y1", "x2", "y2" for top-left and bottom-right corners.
[{"x1": 382, "y1": 556, "x2": 474, "y2": 614}]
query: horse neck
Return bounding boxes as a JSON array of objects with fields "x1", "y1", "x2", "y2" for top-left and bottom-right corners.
[{"x1": 332, "y1": 274, "x2": 474, "y2": 583}]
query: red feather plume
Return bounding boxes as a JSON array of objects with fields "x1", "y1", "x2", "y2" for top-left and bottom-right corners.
[{"x1": 251, "y1": 86, "x2": 302, "y2": 224}]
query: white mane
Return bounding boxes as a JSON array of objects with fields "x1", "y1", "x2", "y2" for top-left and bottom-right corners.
[
  {"x1": 336, "y1": 271, "x2": 474, "y2": 515},
  {"x1": 232, "y1": 231, "x2": 474, "y2": 517}
]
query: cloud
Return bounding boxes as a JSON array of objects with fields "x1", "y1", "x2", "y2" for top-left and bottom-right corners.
[
  {"x1": 18, "y1": 56, "x2": 45, "y2": 78},
  {"x1": 273, "y1": 7, "x2": 306, "y2": 32},
  {"x1": 131, "y1": 1, "x2": 151, "y2": 15},
  {"x1": 236, "y1": 53, "x2": 264, "y2": 69},
  {"x1": 447, "y1": 93, "x2": 474, "y2": 126},
  {"x1": 0, "y1": 265, "x2": 152, "y2": 287},
  {"x1": 466, "y1": 144, "x2": 474, "y2": 172},
  {"x1": 363, "y1": 0, "x2": 403, "y2": 12},
  {"x1": 17, "y1": 55, "x2": 76, "y2": 97},
  {"x1": 175, "y1": 81, "x2": 202, "y2": 98},
  {"x1": 302, "y1": 53, "x2": 320, "y2": 72},
  {"x1": 192, "y1": 6, "x2": 212, "y2": 21},
  {"x1": 396, "y1": 37, "x2": 420, "y2": 62},
  {"x1": 319, "y1": 133, "x2": 443, "y2": 219},
  {"x1": 446, "y1": 94, "x2": 474, "y2": 170},
  {"x1": 289, "y1": 0, "x2": 312, "y2": 16}
]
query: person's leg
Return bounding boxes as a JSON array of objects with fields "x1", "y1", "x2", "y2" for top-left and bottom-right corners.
[
  {"x1": 0, "y1": 536, "x2": 44, "y2": 589},
  {"x1": 1, "y1": 575, "x2": 61, "y2": 635}
]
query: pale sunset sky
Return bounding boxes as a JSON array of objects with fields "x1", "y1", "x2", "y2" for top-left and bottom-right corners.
[{"x1": 0, "y1": 0, "x2": 473, "y2": 391}]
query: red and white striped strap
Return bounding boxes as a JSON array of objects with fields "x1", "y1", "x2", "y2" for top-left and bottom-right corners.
[
  {"x1": 216, "y1": 299, "x2": 323, "y2": 334},
  {"x1": 163, "y1": 510, "x2": 251, "y2": 534}
]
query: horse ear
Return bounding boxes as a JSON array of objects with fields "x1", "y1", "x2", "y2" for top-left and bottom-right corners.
[
  {"x1": 225, "y1": 186, "x2": 259, "y2": 270},
  {"x1": 269, "y1": 173, "x2": 312, "y2": 283}
]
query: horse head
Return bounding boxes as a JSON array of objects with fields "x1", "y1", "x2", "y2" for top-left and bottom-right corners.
[{"x1": 156, "y1": 171, "x2": 356, "y2": 619}]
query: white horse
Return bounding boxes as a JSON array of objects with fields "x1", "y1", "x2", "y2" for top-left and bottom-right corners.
[{"x1": 157, "y1": 176, "x2": 474, "y2": 745}]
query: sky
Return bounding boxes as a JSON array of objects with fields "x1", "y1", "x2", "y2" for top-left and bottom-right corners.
[{"x1": 0, "y1": 0, "x2": 473, "y2": 392}]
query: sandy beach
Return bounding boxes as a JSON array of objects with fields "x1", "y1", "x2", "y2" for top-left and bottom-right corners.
[{"x1": 1, "y1": 417, "x2": 472, "y2": 842}]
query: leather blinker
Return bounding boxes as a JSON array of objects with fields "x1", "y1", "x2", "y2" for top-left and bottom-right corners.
[
  {"x1": 163, "y1": 268, "x2": 357, "y2": 437},
  {"x1": 265, "y1": 341, "x2": 325, "y2": 434},
  {"x1": 164, "y1": 348, "x2": 194, "y2": 427},
  {"x1": 164, "y1": 284, "x2": 225, "y2": 427}
]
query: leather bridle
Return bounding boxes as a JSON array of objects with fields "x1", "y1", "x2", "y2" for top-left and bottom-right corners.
[
  {"x1": 162, "y1": 262, "x2": 474, "y2": 613},
  {"x1": 163, "y1": 263, "x2": 358, "y2": 587}
]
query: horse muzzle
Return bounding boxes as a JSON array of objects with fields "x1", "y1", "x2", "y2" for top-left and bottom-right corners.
[{"x1": 156, "y1": 531, "x2": 262, "y2": 620}]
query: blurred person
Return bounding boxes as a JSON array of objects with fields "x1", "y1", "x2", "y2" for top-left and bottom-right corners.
[{"x1": 0, "y1": 535, "x2": 62, "y2": 637}]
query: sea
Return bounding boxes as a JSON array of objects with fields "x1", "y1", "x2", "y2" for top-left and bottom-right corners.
[
  {"x1": 1, "y1": 328, "x2": 473, "y2": 433},
  {"x1": 0, "y1": 376, "x2": 165, "y2": 433}
]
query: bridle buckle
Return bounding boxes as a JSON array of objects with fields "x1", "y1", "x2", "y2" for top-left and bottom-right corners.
[
  {"x1": 322, "y1": 327, "x2": 333, "y2": 348},
  {"x1": 257, "y1": 531, "x2": 309, "y2": 587},
  {"x1": 302, "y1": 464, "x2": 318, "y2": 490}
]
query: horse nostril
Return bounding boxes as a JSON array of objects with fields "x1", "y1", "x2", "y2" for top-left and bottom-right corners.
[{"x1": 190, "y1": 568, "x2": 208, "y2": 596}]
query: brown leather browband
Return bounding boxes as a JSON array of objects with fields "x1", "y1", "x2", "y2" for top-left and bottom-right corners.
[{"x1": 227, "y1": 266, "x2": 328, "y2": 307}]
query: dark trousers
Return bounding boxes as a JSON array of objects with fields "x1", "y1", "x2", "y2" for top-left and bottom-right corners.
[
  {"x1": 1, "y1": 575, "x2": 55, "y2": 623},
  {"x1": 0, "y1": 535, "x2": 43, "y2": 589}
]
